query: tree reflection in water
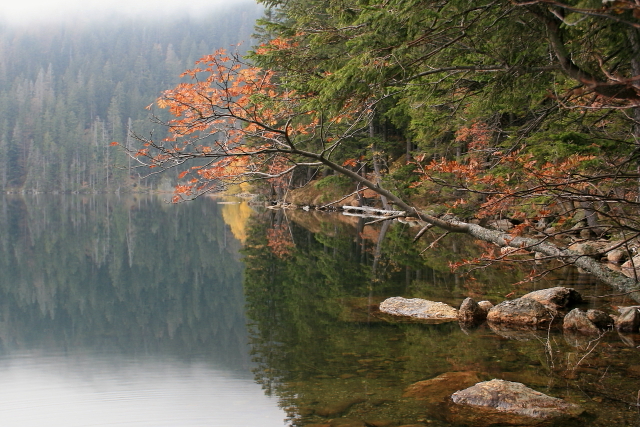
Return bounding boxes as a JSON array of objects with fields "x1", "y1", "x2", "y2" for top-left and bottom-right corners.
[{"x1": 245, "y1": 209, "x2": 640, "y2": 427}]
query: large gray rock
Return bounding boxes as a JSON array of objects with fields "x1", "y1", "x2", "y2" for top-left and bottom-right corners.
[
  {"x1": 458, "y1": 297, "x2": 488, "y2": 324},
  {"x1": 379, "y1": 297, "x2": 458, "y2": 321},
  {"x1": 615, "y1": 306, "x2": 640, "y2": 333},
  {"x1": 563, "y1": 308, "x2": 599, "y2": 334},
  {"x1": 478, "y1": 300, "x2": 494, "y2": 312},
  {"x1": 520, "y1": 287, "x2": 582, "y2": 311},
  {"x1": 448, "y1": 379, "x2": 583, "y2": 426},
  {"x1": 487, "y1": 298, "x2": 554, "y2": 327},
  {"x1": 587, "y1": 309, "x2": 614, "y2": 329}
]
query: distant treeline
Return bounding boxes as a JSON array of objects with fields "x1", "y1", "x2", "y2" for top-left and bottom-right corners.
[{"x1": 0, "y1": 4, "x2": 262, "y2": 193}]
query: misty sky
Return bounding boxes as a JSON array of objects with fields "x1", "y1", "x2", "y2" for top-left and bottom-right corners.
[{"x1": 1, "y1": 0, "x2": 257, "y2": 23}]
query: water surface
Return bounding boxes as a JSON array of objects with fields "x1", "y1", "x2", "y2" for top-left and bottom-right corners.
[
  {"x1": 0, "y1": 195, "x2": 286, "y2": 426},
  {"x1": 2, "y1": 195, "x2": 640, "y2": 426}
]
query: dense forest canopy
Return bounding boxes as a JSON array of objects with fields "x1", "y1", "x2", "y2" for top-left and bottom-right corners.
[
  {"x1": 133, "y1": 0, "x2": 640, "y2": 293},
  {"x1": 0, "y1": 3, "x2": 262, "y2": 193}
]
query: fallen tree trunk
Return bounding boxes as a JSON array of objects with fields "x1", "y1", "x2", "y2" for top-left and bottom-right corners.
[{"x1": 312, "y1": 151, "x2": 640, "y2": 301}]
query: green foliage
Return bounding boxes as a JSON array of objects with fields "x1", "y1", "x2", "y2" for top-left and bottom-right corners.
[
  {"x1": 529, "y1": 131, "x2": 603, "y2": 161},
  {"x1": 314, "y1": 174, "x2": 352, "y2": 190}
]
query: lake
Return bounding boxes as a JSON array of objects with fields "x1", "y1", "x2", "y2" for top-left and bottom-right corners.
[{"x1": 0, "y1": 195, "x2": 639, "y2": 426}]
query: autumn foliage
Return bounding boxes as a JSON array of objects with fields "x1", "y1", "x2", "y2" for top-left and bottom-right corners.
[{"x1": 128, "y1": 48, "x2": 372, "y2": 202}]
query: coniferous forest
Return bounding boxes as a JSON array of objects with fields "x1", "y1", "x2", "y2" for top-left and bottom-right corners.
[{"x1": 0, "y1": 3, "x2": 262, "y2": 193}]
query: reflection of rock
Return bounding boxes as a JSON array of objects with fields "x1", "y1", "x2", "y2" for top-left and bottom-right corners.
[
  {"x1": 338, "y1": 297, "x2": 387, "y2": 323},
  {"x1": 563, "y1": 309, "x2": 599, "y2": 334},
  {"x1": 403, "y1": 371, "x2": 483, "y2": 403},
  {"x1": 458, "y1": 298, "x2": 488, "y2": 324},
  {"x1": 521, "y1": 287, "x2": 582, "y2": 311},
  {"x1": 488, "y1": 322, "x2": 543, "y2": 341},
  {"x1": 564, "y1": 330, "x2": 599, "y2": 349},
  {"x1": 615, "y1": 307, "x2": 640, "y2": 332},
  {"x1": 379, "y1": 297, "x2": 458, "y2": 321},
  {"x1": 618, "y1": 331, "x2": 640, "y2": 347},
  {"x1": 487, "y1": 298, "x2": 553, "y2": 327},
  {"x1": 448, "y1": 379, "x2": 583, "y2": 426}
]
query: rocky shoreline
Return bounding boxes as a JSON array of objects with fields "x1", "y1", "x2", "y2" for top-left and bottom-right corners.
[
  {"x1": 378, "y1": 286, "x2": 637, "y2": 335},
  {"x1": 365, "y1": 287, "x2": 639, "y2": 426}
]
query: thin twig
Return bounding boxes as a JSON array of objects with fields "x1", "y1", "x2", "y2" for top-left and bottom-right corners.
[
  {"x1": 420, "y1": 232, "x2": 450, "y2": 253},
  {"x1": 413, "y1": 223, "x2": 435, "y2": 242}
]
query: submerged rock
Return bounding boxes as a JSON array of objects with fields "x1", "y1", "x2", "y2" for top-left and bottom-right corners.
[
  {"x1": 618, "y1": 331, "x2": 640, "y2": 347},
  {"x1": 487, "y1": 298, "x2": 554, "y2": 327},
  {"x1": 403, "y1": 371, "x2": 483, "y2": 404},
  {"x1": 521, "y1": 287, "x2": 582, "y2": 311},
  {"x1": 448, "y1": 379, "x2": 583, "y2": 426},
  {"x1": 379, "y1": 297, "x2": 458, "y2": 321}
]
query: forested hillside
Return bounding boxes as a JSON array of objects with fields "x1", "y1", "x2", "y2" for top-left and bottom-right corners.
[{"x1": 0, "y1": 3, "x2": 262, "y2": 193}]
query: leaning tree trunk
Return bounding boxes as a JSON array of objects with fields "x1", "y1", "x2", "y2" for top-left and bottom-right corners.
[{"x1": 309, "y1": 150, "x2": 640, "y2": 302}]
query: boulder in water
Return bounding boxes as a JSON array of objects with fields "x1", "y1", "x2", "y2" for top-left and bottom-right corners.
[{"x1": 448, "y1": 379, "x2": 583, "y2": 426}]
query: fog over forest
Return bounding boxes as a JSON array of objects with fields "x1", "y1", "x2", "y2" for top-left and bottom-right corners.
[
  {"x1": 0, "y1": 1, "x2": 262, "y2": 193},
  {"x1": 1, "y1": 0, "x2": 248, "y2": 24}
]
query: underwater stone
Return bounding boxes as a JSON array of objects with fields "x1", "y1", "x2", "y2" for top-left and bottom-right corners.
[{"x1": 448, "y1": 379, "x2": 583, "y2": 426}]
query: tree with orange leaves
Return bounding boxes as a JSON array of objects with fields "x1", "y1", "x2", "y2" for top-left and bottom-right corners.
[
  {"x1": 121, "y1": 0, "x2": 640, "y2": 297},
  {"x1": 128, "y1": 49, "x2": 373, "y2": 202}
]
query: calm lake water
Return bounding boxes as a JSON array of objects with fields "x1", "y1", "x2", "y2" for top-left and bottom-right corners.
[
  {"x1": 2, "y1": 195, "x2": 640, "y2": 426},
  {"x1": 0, "y1": 195, "x2": 285, "y2": 426}
]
